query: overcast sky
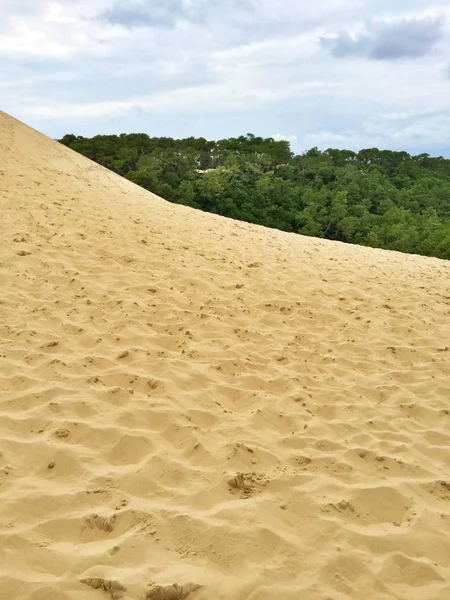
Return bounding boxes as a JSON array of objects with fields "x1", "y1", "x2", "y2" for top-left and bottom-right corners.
[{"x1": 1, "y1": 0, "x2": 450, "y2": 156}]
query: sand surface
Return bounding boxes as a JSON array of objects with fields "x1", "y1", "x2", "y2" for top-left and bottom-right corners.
[{"x1": 0, "y1": 111, "x2": 449, "y2": 600}]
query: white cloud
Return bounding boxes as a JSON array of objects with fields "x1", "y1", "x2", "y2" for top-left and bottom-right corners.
[
  {"x1": 301, "y1": 108, "x2": 450, "y2": 152},
  {"x1": 0, "y1": 3, "x2": 124, "y2": 58},
  {"x1": 24, "y1": 80, "x2": 337, "y2": 120},
  {"x1": 272, "y1": 133, "x2": 298, "y2": 143}
]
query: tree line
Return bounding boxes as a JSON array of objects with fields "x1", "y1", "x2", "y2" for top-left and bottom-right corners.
[{"x1": 58, "y1": 132, "x2": 450, "y2": 259}]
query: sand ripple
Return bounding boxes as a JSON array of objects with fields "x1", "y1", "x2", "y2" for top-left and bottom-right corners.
[{"x1": 1, "y1": 111, "x2": 449, "y2": 599}]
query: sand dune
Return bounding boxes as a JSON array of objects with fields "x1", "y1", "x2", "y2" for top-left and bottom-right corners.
[{"x1": 0, "y1": 110, "x2": 449, "y2": 600}]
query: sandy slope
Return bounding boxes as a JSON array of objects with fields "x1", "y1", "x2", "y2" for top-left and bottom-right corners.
[{"x1": 0, "y1": 110, "x2": 449, "y2": 600}]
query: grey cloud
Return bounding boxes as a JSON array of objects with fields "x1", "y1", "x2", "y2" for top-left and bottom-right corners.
[
  {"x1": 321, "y1": 16, "x2": 444, "y2": 60},
  {"x1": 99, "y1": 0, "x2": 255, "y2": 29},
  {"x1": 100, "y1": 1, "x2": 185, "y2": 28}
]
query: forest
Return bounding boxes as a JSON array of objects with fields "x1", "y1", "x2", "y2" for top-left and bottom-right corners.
[{"x1": 58, "y1": 133, "x2": 450, "y2": 259}]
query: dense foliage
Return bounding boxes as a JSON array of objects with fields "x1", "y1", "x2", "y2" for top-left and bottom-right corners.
[{"x1": 58, "y1": 133, "x2": 450, "y2": 259}]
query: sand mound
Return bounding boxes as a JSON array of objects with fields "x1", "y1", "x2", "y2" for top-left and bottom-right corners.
[{"x1": 0, "y1": 110, "x2": 449, "y2": 600}]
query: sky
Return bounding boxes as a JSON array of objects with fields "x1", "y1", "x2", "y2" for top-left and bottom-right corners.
[{"x1": 1, "y1": 0, "x2": 450, "y2": 156}]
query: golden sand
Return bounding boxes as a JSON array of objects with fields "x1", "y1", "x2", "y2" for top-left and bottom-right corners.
[{"x1": 0, "y1": 111, "x2": 449, "y2": 600}]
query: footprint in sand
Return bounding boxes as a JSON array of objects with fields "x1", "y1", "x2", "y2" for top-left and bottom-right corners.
[
  {"x1": 81, "y1": 577, "x2": 126, "y2": 600},
  {"x1": 145, "y1": 582, "x2": 201, "y2": 600},
  {"x1": 227, "y1": 472, "x2": 269, "y2": 498},
  {"x1": 85, "y1": 513, "x2": 116, "y2": 533}
]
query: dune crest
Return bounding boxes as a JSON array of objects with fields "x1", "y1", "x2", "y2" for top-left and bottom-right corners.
[{"x1": 0, "y1": 111, "x2": 449, "y2": 599}]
